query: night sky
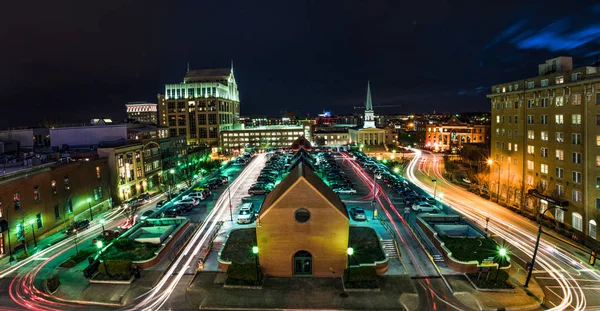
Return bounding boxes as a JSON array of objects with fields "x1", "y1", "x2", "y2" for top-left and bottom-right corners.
[{"x1": 2, "y1": 1, "x2": 600, "y2": 127}]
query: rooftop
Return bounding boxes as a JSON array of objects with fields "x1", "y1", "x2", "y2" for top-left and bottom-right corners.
[{"x1": 184, "y1": 68, "x2": 231, "y2": 83}]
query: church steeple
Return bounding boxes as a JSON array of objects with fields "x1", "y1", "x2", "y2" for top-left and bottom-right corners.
[{"x1": 364, "y1": 81, "x2": 375, "y2": 128}]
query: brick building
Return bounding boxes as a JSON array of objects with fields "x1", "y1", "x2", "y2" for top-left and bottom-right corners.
[
  {"x1": 256, "y1": 161, "x2": 349, "y2": 277},
  {"x1": 0, "y1": 159, "x2": 111, "y2": 256}
]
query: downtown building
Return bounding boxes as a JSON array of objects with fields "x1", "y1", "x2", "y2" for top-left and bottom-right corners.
[
  {"x1": 425, "y1": 115, "x2": 489, "y2": 152},
  {"x1": 489, "y1": 56, "x2": 600, "y2": 243},
  {"x1": 157, "y1": 65, "x2": 240, "y2": 149},
  {"x1": 126, "y1": 102, "x2": 158, "y2": 124}
]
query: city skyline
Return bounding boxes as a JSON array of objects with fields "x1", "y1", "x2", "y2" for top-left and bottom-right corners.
[{"x1": 2, "y1": 1, "x2": 600, "y2": 127}]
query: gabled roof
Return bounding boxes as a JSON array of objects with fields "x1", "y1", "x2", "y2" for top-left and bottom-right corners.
[
  {"x1": 290, "y1": 136, "x2": 312, "y2": 151},
  {"x1": 260, "y1": 163, "x2": 348, "y2": 219},
  {"x1": 287, "y1": 148, "x2": 315, "y2": 172}
]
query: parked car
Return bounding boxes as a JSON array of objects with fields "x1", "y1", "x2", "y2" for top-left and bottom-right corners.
[
  {"x1": 351, "y1": 208, "x2": 367, "y2": 221},
  {"x1": 139, "y1": 209, "x2": 155, "y2": 220},
  {"x1": 163, "y1": 208, "x2": 181, "y2": 218},
  {"x1": 411, "y1": 202, "x2": 438, "y2": 213},
  {"x1": 218, "y1": 175, "x2": 229, "y2": 184},
  {"x1": 185, "y1": 192, "x2": 206, "y2": 201},
  {"x1": 65, "y1": 220, "x2": 90, "y2": 235},
  {"x1": 156, "y1": 200, "x2": 167, "y2": 208},
  {"x1": 139, "y1": 193, "x2": 151, "y2": 201},
  {"x1": 334, "y1": 187, "x2": 357, "y2": 194},
  {"x1": 237, "y1": 203, "x2": 255, "y2": 224},
  {"x1": 175, "y1": 197, "x2": 199, "y2": 207},
  {"x1": 248, "y1": 186, "x2": 268, "y2": 195},
  {"x1": 92, "y1": 230, "x2": 120, "y2": 245}
]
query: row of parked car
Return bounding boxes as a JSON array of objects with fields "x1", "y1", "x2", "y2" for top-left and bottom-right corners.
[
  {"x1": 316, "y1": 152, "x2": 357, "y2": 194},
  {"x1": 349, "y1": 151, "x2": 441, "y2": 214},
  {"x1": 233, "y1": 151, "x2": 255, "y2": 166},
  {"x1": 249, "y1": 152, "x2": 287, "y2": 195}
]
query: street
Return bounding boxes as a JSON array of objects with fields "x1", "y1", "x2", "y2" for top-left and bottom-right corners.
[{"x1": 407, "y1": 149, "x2": 600, "y2": 310}]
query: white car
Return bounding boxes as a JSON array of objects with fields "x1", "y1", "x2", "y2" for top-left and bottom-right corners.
[
  {"x1": 237, "y1": 203, "x2": 255, "y2": 224},
  {"x1": 175, "y1": 197, "x2": 198, "y2": 207},
  {"x1": 185, "y1": 192, "x2": 206, "y2": 201},
  {"x1": 334, "y1": 188, "x2": 357, "y2": 194},
  {"x1": 411, "y1": 202, "x2": 438, "y2": 213}
]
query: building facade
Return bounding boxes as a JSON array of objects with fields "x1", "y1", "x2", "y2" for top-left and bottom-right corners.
[
  {"x1": 425, "y1": 115, "x2": 488, "y2": 152},
  {"x1": 313, "y1": 130, "x2": 351, "y2": 147},
  {"x1": 256, "y1": 162, "x2": 349, "y2": 277},
  {"x1": 220, "y1": 126, "x2": 309, "y2": 153},
  {"x1": 97, "y1": 141, "x2": 158, "y2": 201},
  {"x1": 349, "y1": 82, "x2": 387, "y2": 149},
  {"x1": 157, "y1": 66, "x2": 240, "y2": 147},
  {"x1": 489, "y1": 56, "x2": 600, "y2": 241},
  {"x1": 0, "y1": 159, "x2": 111, "y2": 256},
  {"x1": 0, "y1": 128, "x2": 50, "y2": 151},
  {"x1": 126, "y1": 102, "x2": 158, "y2": 124}
]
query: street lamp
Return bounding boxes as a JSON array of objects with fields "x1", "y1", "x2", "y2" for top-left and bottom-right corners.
[
  {"x1": 87, "y1": 198, "x2": 93, "y2": 221},
  {"x1": 524, "y1": 205, "x2": 567, "y2": 287},
  {"x1": 432, "y1": 179, "x2": 437, "y2": 200},
  {"x1": 347, "y1": 247, "x2": 354, "y2": 282},
  {"x1": 495, "y1": 247, "x2": 508, "y2": 282},
  {"x1": 228, "y1": 176, "x2": 233, "y2": 222},
  {"x1": 97, "y1": 240, "x2": 111, "y2": 277},
  {"x1": 168, "y1": 169, "x2": 175, "y2": 199},
  {"x1": 252, "y1": 246, "x2": 259, "y2": 283},
  {"x1": 29, "y1": 219, "x2": 37, "y2": 248},
  {"x1": 487, "y1": 159, "x2": 501, "y2": 203},
  {"x1": 73, "y1": 228, "x2": 79, "y2": 255},
  {"x1": 100, "y1": 219, "x2": 105, "y2": 232},
  {"x1": 372, "y1": 170, "x2": 377, "y2": 220}
]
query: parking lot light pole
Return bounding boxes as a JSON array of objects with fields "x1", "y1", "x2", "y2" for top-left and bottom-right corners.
[
  {"x1": 495, "y1": 248, "x2": 507, "y2": 282},
  {"x1": 228, "y1": 184, "x2": 233, "y2": 222},
  {"x1": 87, "y1": 198, "x2": 93, "y2": 221},
  {"x1": 29, "y1": 219, "x2": 37, "y2": 248},
  {"x1": 100, "y1": 219, "x2": 105, "y2": 232}
]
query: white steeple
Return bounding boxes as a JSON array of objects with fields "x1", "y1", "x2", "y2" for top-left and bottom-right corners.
[{"x1": 364, "y1": 81, "x2": 375, "y2": 128}]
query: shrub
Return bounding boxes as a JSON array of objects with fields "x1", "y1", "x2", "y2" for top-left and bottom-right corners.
[
  {"x1": 112, "y1": 238, "x2": 136, "y2": 250},
  {"x1": 220, "y1": 228, "x2": 257, "y2": 265},
  {"x1": 71, "y1": 249, "x2": 96, "y2": 264},
  {"x1": 349, "y1": 227, "x2": 386, "y2": 264},
  {"x1": 344, "y1": 266, "x2": 378, "y2": 288},
  {"x1": 98, "y1": 259, "x2": 132, "y2": 280},
  {"x1": 468, "y1": 269, "x2": 513, "y2": 289},
  {"x1": 46, "y1": 273, "x2": 60, "y2": 293},
  {"x1": 105, "y1": 240, "x2": 161, "y2": 261},
  {"x1": 17, "y1": 252, "x2": 29, "y2": 261},
  {"x1": 60, "y1": 259, "x2": 77, "y2": 268},
  {"x1": 227, "y1": 262, "x2": 261, "y2": 285}
]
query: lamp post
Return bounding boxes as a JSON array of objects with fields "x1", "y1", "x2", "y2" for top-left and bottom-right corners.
[
  {"x1": 97, "y1": 240, "x2": 111, "y2": 277},
  {"x1": 372, "y1": 171, "x2": 377, "y2": 220},
  {"x1": 73, "y1": 228, "x2": 79, "y2": 255},
  {"x1": 29, "y1": 219, "x2": 37, "y2": 248},
  {"x1": 495, "y1": 248, "x2": 508, "y2": 282},
  {"x1": 4, "y1": 203, "x2": 15, "y2": 262},
  {"x1": 432, "y1": 179, "x2": 437, "y2": 200},
  {"x1": 87, "y1": 198, "x2": 93, "y2": 221},
  {"x1": 169, "y1": 169, "x2": 175, "y2": 199},
  {"x1": 100, "y1": 219, "x2": 105, "y2": 232},
  {"x1": 252, "y1": 246, "x2": 259, "y2": 283},
  {"x1": 347, "y1": 247, "x2": 354, "y2": 282},
  {"x1": 487, "y1": 159, "x2": 501, "y2": 203},
  {"x1": 524, "y1": 205, "x2": 566, "y2": 287},
  {"x1": 228, "y1": 177, "x2": 233, "y2": 222}
]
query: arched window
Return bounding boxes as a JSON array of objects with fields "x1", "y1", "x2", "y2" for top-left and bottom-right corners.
[
  {"x1": 590, "y1": 220, "x2": 597, "y2": 239},
  {"x1": 572, "y1": 212, "x2": 583, "y2": 231}
]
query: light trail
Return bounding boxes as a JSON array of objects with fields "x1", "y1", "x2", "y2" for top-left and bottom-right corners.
[
  {"x1": 125, "y1": 153, "x2": 266, "y2": 311},
  {"x1": 406, "y1": 149, "x2": 599, "y2": 310}
]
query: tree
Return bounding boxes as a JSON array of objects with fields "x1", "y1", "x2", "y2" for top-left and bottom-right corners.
[{"x1": 123, "y1": 201, "x2": 142, "y2": 226}]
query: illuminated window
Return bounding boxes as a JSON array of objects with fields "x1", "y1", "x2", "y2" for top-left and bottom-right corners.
[
  {"x1": 96, "y1": 166, "x2": 101, "y2": 179},
  {"x1": 555, "y1": 114, "x2": 564, "y2": 125},
  {"x1": 572, "y1": 114, "x2": 582, "y2": 125},
  {"x1": 556, "y1": 167, "x2": 564, "y2": 179},
  {"x1": 527, "y1": 81, "x2": 534, "y2": 89},
  {"x1": 556, "y1": 76, "x2": 564, "y2": 84},
  {"x1": 541, "y1": 164, "x2": 548, "y2": 174},
  {"x1": 527, "y1": 160, "x2": 534, "y2": 170},
  {"x1": 541, "y1": 131, "x2": 548, "y2": 141},
  {"x1": 527, "y1": 145, "x2": 534, "y2": 155},
  {"x1": 555, "y1": 96, "x2": 564, "y2": 107},
  {"x1": 572, "y1": 212, "x2": 583, "y2": 230},
  {"x1": 541, "y1": 79, "x2": 549, "y2": 87},
  {"x1": 527, "y1": 130, "x2": 535, "y2": 140},
  {"x1": 572, "y1": 94, "x2": 581, "y2": 106},
  {"x1": 556, "y1": 149, "x2": 564, "y2": 161}
]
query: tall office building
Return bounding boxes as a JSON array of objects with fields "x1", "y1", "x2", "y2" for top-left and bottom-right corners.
[
  {"x1": 157, "y1": 64, "x2": 240, "y2": 147},
  {"x1": 489, "y1": 56, "x2": 600, "y2": 241}
]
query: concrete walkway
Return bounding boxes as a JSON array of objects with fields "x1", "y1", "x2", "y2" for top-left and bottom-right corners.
[
  {"x1": 449, "y1": 265, "x2": 544, "y2": 311},
  {"x1": 187, "y1": 271, "x2": 417, "y2": 311}
]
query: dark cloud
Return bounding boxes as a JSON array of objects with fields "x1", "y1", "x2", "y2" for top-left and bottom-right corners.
[{"x1": 1, "y1": 0, "x2": 599, "y2": 127}]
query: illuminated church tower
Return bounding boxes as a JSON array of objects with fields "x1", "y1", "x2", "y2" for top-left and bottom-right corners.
[{"x1": 363, "y1": 81, "x2": 375, "y2": 128}]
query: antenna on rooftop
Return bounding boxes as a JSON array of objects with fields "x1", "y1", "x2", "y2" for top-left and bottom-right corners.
[{"x1": 187, "y1": 62, "x2": 190, "y2": 72}]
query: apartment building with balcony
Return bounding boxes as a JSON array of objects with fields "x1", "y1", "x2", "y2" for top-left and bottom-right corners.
[{"x1": 488, "y1": 56, "x2": 600, "y2": 242}]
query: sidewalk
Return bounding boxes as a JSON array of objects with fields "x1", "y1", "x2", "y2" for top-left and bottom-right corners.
[
  {"x1": 187, "y1": 271, "x2": 417, "y2": 310},
  {"x1": 449, "y1": 265, "x2": 544, "y2": 311}
]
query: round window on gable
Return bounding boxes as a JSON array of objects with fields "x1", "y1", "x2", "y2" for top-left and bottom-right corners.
[{"x1": 294, "y1": 208, "x2": 311, "y2": 223}]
